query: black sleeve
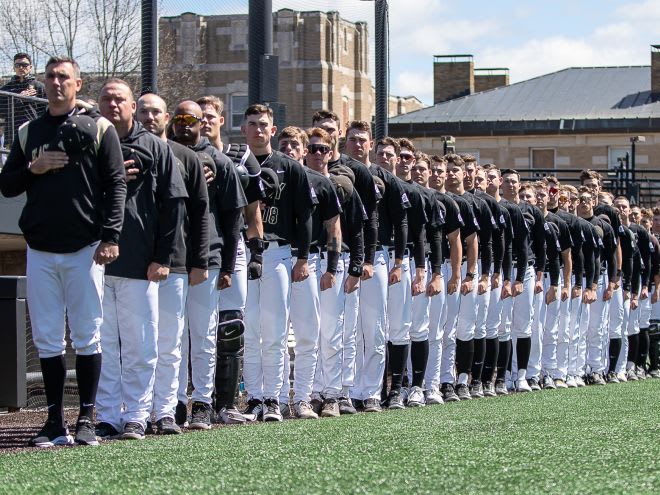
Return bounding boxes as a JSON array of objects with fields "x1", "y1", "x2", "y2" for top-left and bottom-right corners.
[
  {"x1": 603, "y1": 226, "x2": 617, "y2": 283},
  {"x1": 428, "y1": 224, "x2": 443, "y2": 274},
  {"x1": 0, "y1": 135, "x2": 36, "y2": 197},
  {"x1": 394, "y1": 212, "x2": 408, "y2": 261},
  {"x1": 638, "y1": 229, "x2": 652, "y2": 288},
  {"x1": 583, "y1": 228, "x2": 596, "y2": 288},
  {"x1": 501, "y1": 215, "x2": 513, "y2": 282},
  {"x1": 477, "y1": 203, "x2": 493, "y2": 275},
  {"x1": 533, "y1": 210, "x2": 546, "y2": 273},
  {"x1": 548, "y1": 242, "x2": 561, "y2": 286},
  {"x1": 510, "y1": 207, "x2": 529, "y2": 283},
  {"x1": 632, "y1": 253, "x2": 641, "y2": 295},
  {"x1": 492, "y1": 215, "x2": 505, "y2": 275},
  {"x1": 186, "y1": 155, "x2": 210, "y2": 269},
  {"x1": 621, "y1": 232, "x2": 634, "y2": 292},
  {"x1": 412, "y1": 225, "x2": 426, "y2": 269},
  {"x1": 571, "y1": 222, "x2": 584, "y2": 288},
  {"x1": 153, "y1": 198, "x2": 184, "y2": 266},
  {"x1": 97, "y1": 124, "x2": 127, "y2": 245},
  {"x1": 219, "y1": 208, "x2": 242, "y2": 273},
  {"x1": 292, "y1": 163, "x2": 314, "y2": 258},
  {"x1": 343, "y1": 190, "x2": 365, "y2": 277}
]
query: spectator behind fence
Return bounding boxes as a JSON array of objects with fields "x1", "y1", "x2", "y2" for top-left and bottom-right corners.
[{"x1": 0, "y1": 53, "x2": 46, "y2": 145}]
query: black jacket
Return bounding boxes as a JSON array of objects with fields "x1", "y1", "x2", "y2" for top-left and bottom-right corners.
[{"x1": 0, "y1": 75, "x2": 46, "y2": 141}]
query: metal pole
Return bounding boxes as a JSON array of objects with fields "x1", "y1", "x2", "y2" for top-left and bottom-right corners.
[
  {"x1": 631, "y1": 140, "x2": 636, "y2": 185},
  {"x1": 141, "y1": 0, "x2": 158, "y2": 94},
  {"x1": 248, "y1": 0, "x2": 273, "y2": 105},
  {"x1": 374, "y1": 0, "x2": 389, "y2": 140}
]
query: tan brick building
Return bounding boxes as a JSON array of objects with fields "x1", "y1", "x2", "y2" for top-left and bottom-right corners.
[
  {"x1": 159, "y1": 8, "x2": 423, "y2": 140},
  {"x1": 391, "y1": 47, "x2": 660, "y2": 204}
]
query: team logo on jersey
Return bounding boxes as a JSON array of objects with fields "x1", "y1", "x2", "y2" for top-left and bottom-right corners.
[
  {"x1": 401, "y1": 192, "x2": 411, "y2": 208},
  {"x1": 473, "y1": 217, "x2": 479, "y2": 228},
  {"x1": 544, "y1": 222, "x2": 551, "y2": 232},
  {"x1": 650, "y1": 241, "x2": 655, "y2": 252},
  {"x1": 619, "y1": 225, "x2": 625, "y2": 234},
  {"x1": 490, "y1": 216, "x2": 496, "y2": 227},
  {"x1": 310, "y1": 186, "x2": 318, "y2": 201},
  {"x1": 457, "y1": 213, "x2": 463, "y2": 223},
  {"x1": 499, "y1": 214, "x2": 506, "y2": 225}
]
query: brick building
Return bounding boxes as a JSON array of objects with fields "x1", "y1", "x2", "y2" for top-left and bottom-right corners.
[
  {"x1": 391, "y1": 47, "x2": 660, "y2": 203},
  {"x1": 159, "y1": 8, "x2": 423, "y2": 140}
]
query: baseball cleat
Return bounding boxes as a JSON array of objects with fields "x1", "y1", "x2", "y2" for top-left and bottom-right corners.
[
  {"x1": 363, "y1": 398, "x2": 382, "y2": 413},
  {"x1": 121, "y1": 422, "x2": 145, "y2": 440},
  {"x1": 626, "y1": 368, "x2": 639, "y2": 381},
  {"x1": 217, "y1": 407, "x2": 247, "y2": 425},
  {"x1": 574, "y1": 376, "x2": 587, "y2": 387},
  {"x1": 527, "y1": 377, "x2": 541, "y2": 391},
  {"x1": 338, "y1": 397, "x2": 357, "y2": 415},
  {"x1": 310, "y1": 396, "x2": 323, "y2": 416},
  {"x1": 590, "y1": 373, "x2": 606, "y2": 386},
  {"x1": 554, "y1": 378, "x2": 568, "y2": 389},
  {"x1": 456, "y1": 384, "x2": 471, "y2": 400},
  {"x1": 175, "y1": 400, "x2": 188, "y2": 427},
  {"x1": 441, "y1": 383, "x2": 460, "y2": 403},
  {"x1": 565, "y1": 376, "x2": 578, "y2": 388},
  {"x1": 321, "y1": 399, "x2": 340, "y2": 418},
  {"x1": 606, "y1": 372, "x2": 620, "y2": 384},
  {"x1": 243, "y1": 398, "x2": 264, "y2": 422},
  {"x1": 74, "y1": 416, "x2": 99, "y2": 446},
  {"x1": 482, "y1": 381, "x2": 497, "y2": 397},
  {"x1": 387, "y1": 390, "x2": 405, "y2": 410},
  {"x1": 617, "y1": 371, "x2": 628, "y2": 382},
  {"x1": 294, "y1": 400, "x2": 319, "y2": 419},
  {"x1": 635, "y1": 367, "x2": 647, "y2": 380},
  {"x1": 29, "y1": 419, "x2": 74, "y2": 448},
  {"x1": 649, "y1": 369, "x2": 660, "y2": 378},
  {"x1": 406, "y1": 386, "x2": 426, "y2": 407},
  {"x1": 542, "y1": 376, "x2": 556, "y2": 389},
  {"x1": 423, "y1": 388, "x2": 444, "y2": 405},
  {"x1": 469, "y1": 381, "x2": 484, "y2": 399},
  {"x1": 189, "y1": 401, "x2": 213, "y2": 429},
  {"x1": 516, "y1": 379, "x2": 532, "y2": 393},
  {"x1": 263, "y1": 399, "x2": 283, "y2": 422},
  {"x1": 156, "y1": 416, "x2": 183, "y2": 434},
  {"x1": 95, "y1": 421, "x2": 120, "y2": 439},
  {"x1": 279, "y1": 402, "x2": 292, "y2": 419},
  {"x1": 494, "y1": 379, "x2": 509, "y2": 396}
]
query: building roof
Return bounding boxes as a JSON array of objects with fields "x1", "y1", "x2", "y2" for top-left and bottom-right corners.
[{"x1": 391, "y1": 66, "x2": 660, "y2": 126}]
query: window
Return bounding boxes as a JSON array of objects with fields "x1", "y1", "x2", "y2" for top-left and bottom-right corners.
[
  {"x1": 231, "y1": 95, "x2": 248, "y2": 130},
  {"x1": 608, "y1": 147, "x2": 629, "y2": 170},
  {"x1": 530, "y1": 148, "x2": 555, "y2": 169}
]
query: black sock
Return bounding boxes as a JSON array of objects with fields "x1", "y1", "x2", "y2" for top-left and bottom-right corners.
[
  {"x1": 649, "y1": 334, "x2": 660, "y2": 370},
  {"x1": 608, "y1": 338, "x2": 621, "y2": 374},
  {"x1": 40, "y1": 355, "x2": 66, "y2": 427},
  {"x1": 76, "y1": 353, "x2": 102, "y2": 419},
  {"x1": 483, "y1": 338, "x2": 500, "y2": 383},
  {"x1": 389, "y1": 344, "x2": 409, "y2": 392},
  {"x1": 496, "y1": 340, "x2": 511, "y2": 380},
  {"x1": 456, "y1": 339, "x2": 474, "y2": 376},
  {"x1": 627, "y1": 334, "x2": 639, "y2": 364},
  {"x1": 638, "y1": 328, "x2": 650, "y2": 368},
  {"x1": 516, "y1": 337, "x2": 531, "y2": 372},
  {"x1": 410, "y1": 340, "x2": 429, "y2": 388},
  {"x1": 382, "y1": 342, "x2": 391, "y2": 402},
  {"x1": 470, "y1": 337, "x2": 486, "y2": 383}
]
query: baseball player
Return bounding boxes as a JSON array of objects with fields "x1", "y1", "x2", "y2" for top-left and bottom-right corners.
[
  {"x1": 313, "y1": 110, "x2": 379, "y2": 414},
  {"x1": 241, "y1": 104, "x2": 316, "y2": 422},
  {"x1": 576, "y1": 186, "x2": 617, "y2": 385},
  {"x1": 170, "y1": 101, "x2": 247, "y2": 429},
  {"x1": 96, "y1": 79, "x2": 187, "y2": 440},
  {"x1": 464, "y1": 158, "x2": 505, "y2": 398},
  {"x1": 500, "y1": 169, "x2": 546, "y2": 393},
  {"x1": 0, "y1": 56, "x2": 126, "y2": 447},
  {"x1": 345, "y1": 124, "x2": 409, "y2": 412},
  {"x1": 135, "y1": 93, "x2": 210, "y2": 434},
  {"x1": 197, "y1": 95, "x2": 266, "y2": 425}
]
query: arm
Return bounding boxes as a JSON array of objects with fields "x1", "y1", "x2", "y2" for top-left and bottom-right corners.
[
  {"x1": 448, "y1": 229, "x2": 462, "y2": 294},
  {"x1": 244, "y1": 201, "x2": 264, "y2": 240},
  {"x1": 97, "y1": 123, "x2": 127, "y2": 245},
  {"x1": 219, "y1": 208, "x2": 242, "y2": 274},
  {"x1": 186, "y1": 155, "x2": 210, "y2": 270},
  {"x1": 153, "y1": 198, "x2": 184, "y2": 267}
]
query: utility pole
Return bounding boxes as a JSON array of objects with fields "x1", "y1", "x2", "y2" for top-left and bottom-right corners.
[
  {"x1": 141, "y1": 0, "x2": 158, "y2": 94},
  {"x1": 374, "y1": 0, "x2": 389, "y2": 140}
]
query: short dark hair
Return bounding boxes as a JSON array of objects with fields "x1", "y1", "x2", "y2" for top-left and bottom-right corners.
[
  {"x1": 444, "y1": 153, "x2": 465, "y2": 169},
  {"x1": 414, "y1": 151, "x2": 430, "y2": 164},
  {"x1": 580, "y1": 169, "x2": 602, "y2": 186},
  {"x1": 397, "y1": 137, "x2": 415, "y2": 153},
  {"x1": 312, "y1": 109, "x2": 340, "y2": 125},
  {"x1": 244, "y1": 104, "x2": 273, "y2": 121},
  {"x1": 46, "y1": 56, "x2": 80, "y2": 78},
  {"x1": 376, "y1": 137, "x2": 400, "y2": 155},
  {"x1": 460, "y1": 153, "x2": 477, "y2": 164},
  {"x1": 346, "y1": 120, "x2": 372, "y2": 139},
  {"x1": 501, "y1": 168, "x2": 520, "y2": 181},
  {"x1": 14, "y1": 53, "x2": 31, "y2": 63},
  {"x1": 278, "y1": 125, "x2": 305, "y2": 143}
]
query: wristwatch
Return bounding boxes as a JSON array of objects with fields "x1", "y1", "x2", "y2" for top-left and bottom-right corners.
[{"x1": 465, "y1": 272, "x2": 475, "y2": 280}]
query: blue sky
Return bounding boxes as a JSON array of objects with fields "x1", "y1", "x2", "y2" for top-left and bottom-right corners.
[{"x1": 163, "y1": 0, "x2": 659, "y2": 105}]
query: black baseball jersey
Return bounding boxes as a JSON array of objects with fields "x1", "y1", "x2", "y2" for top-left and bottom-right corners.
[
  {"x1": 518, "y1": 201, "x2": 547, "y2": 274},
  {"x1": 412, "y1": 182, "x2": 444, "y2": 274},
  {"x1": 107, "y1": 121, "x2": 187, "y2": 280},
  {"x1": 595, "y1": 203, "x2": 623, "y2": 239},
  {"x1": 304, "y1": 168, "x2": 342, "y2": 247},
  {"x1": 493, "y1": 199, "x2": 514, "y2": 282},
  {"x1": 399, "y1": 178, "x2": 429, "y2": 268},
  {"x1": 448, "y1": 192, "x2": 479, "y2": 259},
  {"x1": 619, "y1": 224, "x2": 637, "y2": 292},
  {"x1": 370, "y1": 164, "x2": 410, "y2": 260},
  {"x1": 552, "y1": 208, "x2": 584, "y2": 287},
  {"x1": 629, "y1": 223, "x2": 653, "y2": 289},
  {"x1": 459, "y1": 190, "x2": 496, "y2": 274},
  {"x1": 577, "y1": 217, "x2": 599, "y2": 289},
  {"x1": 0, "y1": 106, "x2": 126, "y2": 253},
  {"x1": 435, "y1": 191, "x2": 464, "y2": 262},
  {"x1": 185, "y1": 137, "x2": 247, "y2": 273},
  {"x1": 587, "y1": 215, "x2": 617, "y2": 283},
  {"x1": 330, "y1": 154, "x2": 380, "y2": 264},
  {"x1": 257, "y1": 151, "x2": 315, "y2": 258},
  {"x1": 543, "y1": 220, "x2": 562, "y2": 285},
  {"x1": 166, "y1": 139, "x2": 210, "y2": 274},
  {"x1": 499, "y1": 199, "x2": 529, "y2": 283},
  {"x1": 474, "y1": 189, "x2": 507, "y2": 275},
  {"x1": 546, "y1": 212, "x2": 573, "y2": 264}
]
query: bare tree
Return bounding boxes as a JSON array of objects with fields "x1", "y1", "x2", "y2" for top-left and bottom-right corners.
[
  {"x1": 45, "y1": 0, "x2": 85, "y2": 59},
  {"x1": 87, "y1": 0, "x2": 141, "y2": 78},
  {"x1": 0, "y1": 0, "x2": 51, "y2": 73}
]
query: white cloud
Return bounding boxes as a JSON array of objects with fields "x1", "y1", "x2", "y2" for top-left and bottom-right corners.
[{"x1": 393, "y1": 71, "x2": 434, "y2": 101}]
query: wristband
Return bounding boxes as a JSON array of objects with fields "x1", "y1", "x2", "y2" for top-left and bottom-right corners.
[{"x1": 348, "y1": 264, "x2": 363, "y2": 277}]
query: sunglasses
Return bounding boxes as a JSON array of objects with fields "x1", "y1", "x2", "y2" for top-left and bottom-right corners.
[
  {"x1": 307, "y1": 143, "x2": 331, "y2": 154},
  {"x1": 399, "y1": 152, "x2": 414, "y2": 161},
  {"x1": 173, "y1": 114, "x2": 201, "y2": 126},
  {"x1": 14, "y1": 62, "x2": 30, "y2": 68},
  {"x1": 578, "y1": 195, "x2": 592, "y2": 203}
]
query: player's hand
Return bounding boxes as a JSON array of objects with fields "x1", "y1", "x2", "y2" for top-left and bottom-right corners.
[
  {"x1": 546, "y1": 285, "x2": 557, "y2": 305},
  {"x1": 501, "y1": 280, "x2": 512, "y2": 300},
  {"x1": 217, "y1": 272, "x2": 232, "y2": 290},
  {"x1": 631, "y1": 294, "x2": 639, "y2": 310},
  {"x1": 640, "y1": 287, "x2": 649, "y2": 300},
  {"x1": 292, "y1": 258, "x2": 309, "y2": 282},
  {"x1": 320, "y1": 272, "x2": 336, "y2": 291},
  {"x1": 603, "y1": 283, "x2": 615, "y2": 301},
  {"x1": 361, "y1": 263, "x2": 374, "y2": 281},
  {"x1": 478, "y1": 275, "x2": 489, "y2": 295},
  {"x1": 447, "y1": 275, "x2": 459, "y2": 295},
  {"x1": 460, "y1": 278, "x2": 473, "y2": 296},
  {"x1": 124, "y1": 159, "x2": 139, "y2": 181},
  {"x1": 512, "y1": 281, "x2": 523, "y2": 297},
  {"x1": 561, "y1": 286, "x2": 570, "y2": 302},
  {"x1": 189, "y1": 267, "x2": 208, "y2": 287},
  {"x1": 344, "y1": 274, "x2": 360, "y2": 294},
  {"x1": 20, "y1": 88, "x2": 37, "y2": 97},
  {"x1": 147, "y1": 262, "x2": 169, "y2": 282},
  {"x1": 203, "y1": 164, "x2": 215, "y2": 184},
  {"x1": 653, "y1": 289, "x2": 659, "y2": 305},
  {"x1": 388, "y1": 266, "x2": 402, "y2": 286},
  {"x1": 93, "y1": 242, "x2": 119, "y2": 265},
  {"x1": 29, "y1": 151, "x2": 68, "y2": 175},
  {"x1": 411, "y1": 268, "x2": 425, "y2": 296},
  {"x1": 534, "y1": 280, "x2": 543, "y2": 294},
  {"x1": 623, "y1": 290, "x2": 630, "y2": 302},
  {"x1": 426, "y1": 273, "x2": 442, "y2": 297},
  {"x1": 571, "y1": 286, "x2": 582, "y2": 300},
  {"x1": 491, "y1": 273, "x2": 501, "y2": 290}
]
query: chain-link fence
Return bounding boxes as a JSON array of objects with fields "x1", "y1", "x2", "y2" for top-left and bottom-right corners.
[{"x1": 0, "y1": 91, "x2": 47, "y2": 162}]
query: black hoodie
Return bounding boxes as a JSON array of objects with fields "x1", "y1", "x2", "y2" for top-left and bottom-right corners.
[{"x1": 0, "y1": 75, "x2": 46, "y2": 139}]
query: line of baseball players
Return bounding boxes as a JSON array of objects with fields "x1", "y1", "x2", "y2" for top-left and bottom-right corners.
[{"x1": 2, "y1": 57, "x2": 659, "y2": 449}]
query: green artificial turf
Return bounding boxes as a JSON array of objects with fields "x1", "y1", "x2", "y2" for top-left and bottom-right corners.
[{"x1": 1, "y1": 380, "x2": 659, "y2": 494}]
